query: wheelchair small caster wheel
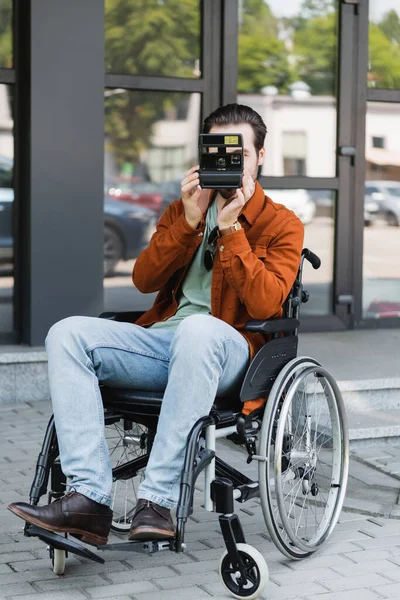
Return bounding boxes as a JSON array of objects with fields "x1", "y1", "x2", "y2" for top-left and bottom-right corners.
[
  {"x1": 49, "y1": 547, "x2": 65, "y2": 575},
  {"x1": 219, "y1": 543, "x2": 268, "y2": 599}
]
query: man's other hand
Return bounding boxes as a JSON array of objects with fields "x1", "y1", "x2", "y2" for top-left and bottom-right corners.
[
  {"x1": 181, "y1": 165, "x2": 209, "y2": 229},
  {"x1": 217, "y1": 171, "x2": 255, "y2": 230}
]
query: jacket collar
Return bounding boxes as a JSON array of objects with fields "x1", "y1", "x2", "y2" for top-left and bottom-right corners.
[{"x1": 208, "y1": 181, "x2": 266, "y2": 227}]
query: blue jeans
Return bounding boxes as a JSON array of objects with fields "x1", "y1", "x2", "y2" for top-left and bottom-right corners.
[{"x1": 45, "y1": 314, "x2": 250, "y2": 509}]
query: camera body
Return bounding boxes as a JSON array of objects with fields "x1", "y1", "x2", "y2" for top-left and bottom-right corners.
[{"x1": 198, "y1": 133, "x2": 244, "y2": 189}]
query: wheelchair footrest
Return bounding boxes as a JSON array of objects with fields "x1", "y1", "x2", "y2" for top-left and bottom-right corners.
[
  {"x1": 98, "y1": 539, "x2": 177, "y2": 554},
  {"x1": 24, "y1": 524, "x2": 105, "y2": 564}
]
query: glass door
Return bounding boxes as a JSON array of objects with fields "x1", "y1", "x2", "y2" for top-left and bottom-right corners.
[
  {"x1": 236, "y1": 0, "x2": 361, "y2": 330},
  {"x1": 360, "y1": 1, "x2": 400, "y2": 325}
]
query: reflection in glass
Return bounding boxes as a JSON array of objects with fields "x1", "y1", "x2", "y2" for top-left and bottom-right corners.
[
  {"x1": 103, "y1": 90, "x2": 200, "y2": 312},
  {"x1": 0, "y1": 0, "x2": 12, "y2": 69},
  {"x1": 105, "y1": 0, "x2": 201, "y2": 78},
  {"x1": 0, "y1": 84, "x2": 13, "y2": 333},
  {"x1": 237, "y1": 0, "x2": 337, "y2": 177},
  {"x1": 265, "y1": 189, "x2": 335, "y2": 316},
  {"x1": 369, "y1": 1, "x2": 400, "y2": 89},
  {"x1": 363, "y1": 102, "x2": 400, "y2": 320}
]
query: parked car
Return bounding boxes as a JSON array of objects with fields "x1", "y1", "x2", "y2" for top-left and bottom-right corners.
[
  {"x1": 0, "y1": 156, "x2": 157, "y2": 277},
  {"x1": 364, "y1": 197, "x2": 380, "y2": 227},
  {"x1": 159, "y1": 179, "x2": 182, "y2": 214},
  {"x1": 265, "y1": 189, "x2": 316, "y2": 225},
  {"x1": 104, "y1": 197, "x2": 156, "y2": 276},
  {"x1": 107, "y1": 177, "x2": 164, "y2": 215},
  {"x1": 365, "y1": 181, "x2": 400, "y2": 227},
  {"x1": 365, "y1": 301, "x2": 400, "y2": 319}
]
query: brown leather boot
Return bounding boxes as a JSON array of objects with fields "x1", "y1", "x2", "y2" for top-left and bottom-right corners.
[
  {"x1": 8, "y1": 491, "x2": 112, "y2": 547},
  {"x1": 128, "y1": 499, "x2": 175, "y2": 541}
]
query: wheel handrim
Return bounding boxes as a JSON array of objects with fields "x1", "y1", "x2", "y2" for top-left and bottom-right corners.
[
  {"x1": 259, "y1": 357, "x2": 320, "y2": 558},
  {"x1": 274, "y1": 366, "x2": 348, "y2": 552}
]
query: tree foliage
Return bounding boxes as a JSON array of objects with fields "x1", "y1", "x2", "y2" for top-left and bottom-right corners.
[
  {"x1": 103, "y1": 0, "x2": 400, "y2": 172},
  {"x1": 369, "y1": 21, "x2": 400, "y2": 89},
  {"x1": 105, "y1": 0, "x2": 200, "y2": 171},
  {"x1": 0, "y1": 0, "x2": 12, "y2": 69},
  {"x1": 238, "y1": 0, "x2": 293, "y2": 93},
  {"x1": 292, "y1": 11, "x2": 337, "y2": 96}
]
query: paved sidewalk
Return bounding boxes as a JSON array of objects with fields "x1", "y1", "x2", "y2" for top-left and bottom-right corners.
[{"x1": 1, "y1": 402, "x2": 400, "y2": 600}]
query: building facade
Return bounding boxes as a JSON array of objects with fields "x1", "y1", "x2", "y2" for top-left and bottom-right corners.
[{"x1": 0, "y1": 0, "x2": 399, "y2": 345}]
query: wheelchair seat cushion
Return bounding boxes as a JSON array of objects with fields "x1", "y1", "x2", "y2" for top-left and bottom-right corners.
[{"x1": 100, "y1": 386, "x2": 241, "y2": 415}]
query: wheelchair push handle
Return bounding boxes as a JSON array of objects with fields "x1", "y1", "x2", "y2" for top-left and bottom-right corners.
[{"x1": 302, "y1": 248, "x2": 321, "y2": 270}]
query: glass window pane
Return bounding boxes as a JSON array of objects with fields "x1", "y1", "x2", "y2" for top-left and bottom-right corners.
[
  {"x1": 264, "y1": 188, "x2": 335, "y2": 316},
  {"x1": 0, "y1": 0, "x2": 12, "y2": 69},
  {"x1": 0, "y1": 84, "x2": 14, "y2": 334},
  {"x1": 363, "y1": 102, "x2": 400, "y2": 320},
  {"x1": 103, "y1": 90, "x2": 200, "y2": 312},
  {"x1": 105, "y1": 0, "x2": 201, "y2": 78},
  {"x1": 369, "y1": 2, "x2": 400, "y2": 90},
  {"x1": 237, "y1": 0, "x2": 338, "y2": 177}
]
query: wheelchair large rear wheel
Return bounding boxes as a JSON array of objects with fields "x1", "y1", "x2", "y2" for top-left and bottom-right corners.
[
  {"x1": 258, "y1": 357, "x2": 349, "y2": 559},
  {"x1": 105, "y1": 415, "x2": 153, "y2": 533}
]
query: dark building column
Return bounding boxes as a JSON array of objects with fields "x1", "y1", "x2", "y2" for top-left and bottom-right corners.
[{"x1": 15, "y1": 0, "x2": 104, "y2": 345}]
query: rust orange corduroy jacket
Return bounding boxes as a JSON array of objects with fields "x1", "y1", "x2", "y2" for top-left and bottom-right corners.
[{"x1": 132, "y1": 182, "x2": 304, "y2": 404}]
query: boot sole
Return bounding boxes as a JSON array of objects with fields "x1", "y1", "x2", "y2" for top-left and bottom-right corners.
[
  {"x1": 128, "y1": 525, "x2": 175, "y2": 541},
  {"x1": 8, "y1": 505, "x2": 108, "y2": 547}
]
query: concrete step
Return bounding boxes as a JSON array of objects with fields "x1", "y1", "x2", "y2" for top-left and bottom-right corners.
[
  {"x1": 348, "y1": 409, "x2": 400, "y2": 446},
  {"x1": 0, "y1": 348, "x2": 398, "y2": 447},
  {"x1": 339, "y1": 378, "x2": 400, "y2": 412}
]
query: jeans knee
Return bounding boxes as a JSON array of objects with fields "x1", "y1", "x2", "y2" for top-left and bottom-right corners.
[
  {"x1": 172, "y1": 315, "x2": 224, "y2": 358},
  {"x1": 45, "y1": 316, "x2": 87, "y2": 351}
]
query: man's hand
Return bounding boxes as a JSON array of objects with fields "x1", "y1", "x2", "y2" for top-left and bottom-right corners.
[
  {"x1": 217, "y1": 171, "x2": 255, "y2": 231},
  {"x1": 181, "y1": 165, "x2": 210, "y2": 229}
]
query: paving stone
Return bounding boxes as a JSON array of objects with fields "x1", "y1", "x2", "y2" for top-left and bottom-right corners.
[
  {"x1": 342, "y1": 548, "x2": 400, "y2": 563},
  {"x1": 321, "y1": 572, "x2": 391, "y2": 592},
  {"x1": 271, "y1": 567, "x2": 341, "y2": 586},
  {"x1": 305, "y1": 590, "x2": 380, "y2": 600},
  {"x1": 156, "y1": 570, "x2": 221, "y2": 589},
  {"x1": 331, "y1": 559, "x2": 400, "y2": 577},
  {"x1": 86, "y1": 580, "x2": 158, "y2": 598},
  {"x1": 104, "y1": 565, "x2": 176, "y2": 583},
  {"x1": 371, "y1": 582, "x2": 400, "y2": 599},
  {"x1": 0, "y1": 582, "x2": 36, "y2": 596},
  {"x1": 205, "y1": 580, "x2": 327, "y2": 599},
  {"x1": 351, "y1": 533, "x2": 400, "y2": 550},
  {"x1": 284, "y1": 555, "x2": 356, "y2": 571},
  {"x1": 0, "y1": 551, "x2": 35, "y2": 564},
  {"x1": 5, "y1": 593, "x2": 87, "y2": 600},
  {"x1": 131, "y1": 587, "x2": 211, "y2": 600},
  {"x1": 34, "y1": 574, "x2": 110, "y2": 593},
  {"x1": 173, "y1": 558, "x2": 219, "y2": 575}
]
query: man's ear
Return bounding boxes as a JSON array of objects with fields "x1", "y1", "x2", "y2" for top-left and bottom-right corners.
[{"x1": 258, "y1": 147, "x2": 266, "y2": 167}]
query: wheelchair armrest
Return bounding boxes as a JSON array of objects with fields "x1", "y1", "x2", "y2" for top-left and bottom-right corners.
[
  {"x1": 244, "y1": 318, "x2": 299, "y2": 334},
  {"x1": 98, "y1": 311, "x2": 145, "y2": 324}
]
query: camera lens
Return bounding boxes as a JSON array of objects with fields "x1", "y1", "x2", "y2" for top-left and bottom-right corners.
[{"x1": 216, "y1": 157, "x2": 226, "y2": 167}]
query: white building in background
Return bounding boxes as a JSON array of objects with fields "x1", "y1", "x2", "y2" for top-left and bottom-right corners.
[
  {"x1": 239, "y1": 85, "x2": 400, "y2": 181},
  {"x1": 0, "y1": 85, "x2": 13, "y2": 160}
]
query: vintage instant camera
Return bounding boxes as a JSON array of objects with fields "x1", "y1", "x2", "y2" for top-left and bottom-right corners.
[{"x1": 198, "y1": 133, "x2": 244, "y2": 189}]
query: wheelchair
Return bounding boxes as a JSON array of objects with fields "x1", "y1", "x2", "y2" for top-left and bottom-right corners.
[{"x1": 24, "y1": 248, "x2": 349, "y2": 600}]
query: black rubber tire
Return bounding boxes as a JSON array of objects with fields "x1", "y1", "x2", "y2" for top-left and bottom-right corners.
[{"x1": 104, "y1": 225, "x2": 123, "y2": 277}]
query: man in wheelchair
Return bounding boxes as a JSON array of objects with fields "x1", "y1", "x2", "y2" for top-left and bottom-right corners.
[{"x1": 8, "y1": 103, "x2": 304, "y2": 548}]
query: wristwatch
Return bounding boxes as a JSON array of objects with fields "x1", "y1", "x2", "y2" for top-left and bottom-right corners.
[{"x1": 219, "y1": 221, "x2": 242, "y2": 236}]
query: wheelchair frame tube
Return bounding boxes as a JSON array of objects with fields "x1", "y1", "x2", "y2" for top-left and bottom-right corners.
[
  {"x1": 29, "y1": 416, "x2": 59, "y2": 505},
  {"x1": 204, "y1": 425, "x2": 216, "y2": 511}
]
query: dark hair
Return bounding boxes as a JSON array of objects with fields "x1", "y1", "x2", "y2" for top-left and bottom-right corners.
[{"x1": 202, "y1": 103, "x2": 267, "y2": 154}]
